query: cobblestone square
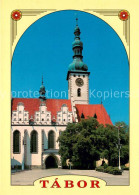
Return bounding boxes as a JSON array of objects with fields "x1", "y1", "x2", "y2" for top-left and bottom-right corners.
[{"x1": 11, "y1": 169, "x2": 129, "y2": 186}]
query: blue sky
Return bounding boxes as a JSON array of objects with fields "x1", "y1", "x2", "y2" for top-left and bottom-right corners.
[{"x1": 11, "y1": 10, "x2": 129, "y2": 125}]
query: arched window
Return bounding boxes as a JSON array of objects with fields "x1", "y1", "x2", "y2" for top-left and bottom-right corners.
[
  {"x1": 13, "y1": 130, "x2": 20, "y2": 153},
  {"x1": 30, "y1": 130, "x2": 38, "y2": 153},
  {"x1": 77, "y1": 88, "x2": 81, "y2": 97},
  {"x1": 48, "y1": 130, "x2": 55, "y2": 149}
]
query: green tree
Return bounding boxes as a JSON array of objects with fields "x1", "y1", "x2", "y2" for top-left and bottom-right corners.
[{"x1": 58, "y1": 118, "x2": 129, "y2": 169}]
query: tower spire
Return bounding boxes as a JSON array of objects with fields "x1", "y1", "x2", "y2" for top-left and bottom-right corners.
[
  {"x1": 76, "y1": 17, "x2": 78, "y2": 26},
  {"x1": 42, "y1": 75, "x2": 43, "y2": 85},
  {"x1": 67, "y1": 18, "x2": 90, "y2": 105},
  {"x1": 74, "y1": 17, "x2": 81, "y2": 41},
  {"x1": 39, "y1": 76, "x2": 46, "y2": 101},
  {"x1": 68, "y1": 18, "x2": 88, "y2": 72}
]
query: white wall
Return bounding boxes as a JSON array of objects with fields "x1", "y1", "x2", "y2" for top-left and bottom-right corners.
[
  {"x1": 68, "y1": 73, "x2": 89, "y2": 104},
  {"x1": 11, "y1": 125, "x2": 66, "y2": 166}
]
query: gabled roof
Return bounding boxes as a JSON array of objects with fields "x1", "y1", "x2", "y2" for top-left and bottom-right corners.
[
  {"x1": 75, "y1": 104, "x2": 113, "y2": 125},
  {"x1": 12, "y1": 98, "x2": 112, "y2": 125},
  {"x1": 12, "y1": 98, "x2": 72, "y2": 120}
]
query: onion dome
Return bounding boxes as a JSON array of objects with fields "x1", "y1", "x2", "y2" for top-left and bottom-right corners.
[
  {"x1": 40, "y1": 84, "x2": 45, "y2": 90},
  {"x1": 72, "y1": 39, "x2": 83, "y2": 49},
  {"x1": 69, "y1": 58, "x2": 88, "y2": 71},
  {"x1": 68, "y1": 18, "x2": 88, "y2": 72}
]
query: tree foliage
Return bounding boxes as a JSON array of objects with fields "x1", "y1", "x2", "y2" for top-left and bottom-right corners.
[{"x1": 58, "y1": 118, "x2": 129, "y2": 169}]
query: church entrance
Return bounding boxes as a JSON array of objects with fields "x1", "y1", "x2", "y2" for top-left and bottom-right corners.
[{"x1": 45, "y1": 156, "x2": 58, "y2": 169}]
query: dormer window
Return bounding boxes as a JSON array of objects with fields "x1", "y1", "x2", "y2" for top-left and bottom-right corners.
[
  {"x1": 81, "y1": 113, "x2": 85, "y2": 119},
  {"x1": 94, "y1": 113, "x2": 97, "y2": 119},
  {"x1": 19, "y1": 111, "x2": 22, "y2": 114},
  {"x1": 42, "y1": 111, "x2": 44, "y2": 114}
]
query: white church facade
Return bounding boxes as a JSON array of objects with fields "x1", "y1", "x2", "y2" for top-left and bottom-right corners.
[{"x1": 11, "y1": 19, "x2": 112, "y2": 169}]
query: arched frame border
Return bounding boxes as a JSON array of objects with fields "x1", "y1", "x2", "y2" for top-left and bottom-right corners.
[
  {"x1": 10, "y1": 9, "x2": 130, "y2": 62},
  {"x1": 9, "y1": 9, "x2": 130, "y2": 187}
]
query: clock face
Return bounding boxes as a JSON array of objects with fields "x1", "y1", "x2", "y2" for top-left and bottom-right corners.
[{"x1": 75, "y1": 78, "x2": 84, "y2": 87}]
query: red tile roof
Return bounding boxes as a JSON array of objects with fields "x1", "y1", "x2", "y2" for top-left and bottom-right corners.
[
  {"x1": 12, "y1": 98, "x2": 72, "y2": 120},
  {"x1": 75, "y1": 104, "x2": 113, "y2": 125},
  {"x1": 11, "y1": 98, "x2": 112, "y2": 125}
]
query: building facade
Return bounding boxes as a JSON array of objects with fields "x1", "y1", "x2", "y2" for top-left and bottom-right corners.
[{"x1": 11, "y1": 19, "x2": 112, "y2": 169}]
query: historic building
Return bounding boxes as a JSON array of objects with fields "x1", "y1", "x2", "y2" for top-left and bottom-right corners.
[{"x1": 11, "y1": 19, "x2": 112, "y2": 169}]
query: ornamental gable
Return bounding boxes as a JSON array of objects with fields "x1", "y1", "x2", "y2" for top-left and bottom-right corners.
[{"x1": 56, "y1": 104, "x2": 73, "y2": 125}]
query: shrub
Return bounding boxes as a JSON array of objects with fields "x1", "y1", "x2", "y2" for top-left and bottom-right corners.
[
  {"x1": 96, "y1": 166, "x2": 122, "y2": 175},
  {"x1": 104, "y1": 166, "x2": 113, "y2": 173},
  {"x1": 11, "y1": 165, "x2": 22, "y2": 170},
  {"x1": 24, "y1": 165, "x2": 31, "y2": 170},
  {"x1": 111, "y1": 167, "x2": 122, "y2": 175},
  {"x1": 121, "y1": 165, "x2": 129, "y2": 170},
  {"x1": 123, "y1": 167, "x2": 129, "y2": 170},
  {"x1": 103, "y1": 163, "x2": 108, "y2": 169},
  {"x1": 95, "y1": 166, "x2": 104, "y2": 172}
]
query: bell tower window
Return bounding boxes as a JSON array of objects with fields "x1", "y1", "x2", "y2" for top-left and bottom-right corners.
[{"x1": 77, "y1": 88, "x2": 81, "y2": 97}]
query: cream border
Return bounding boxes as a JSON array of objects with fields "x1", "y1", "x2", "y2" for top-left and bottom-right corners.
[{"x1": 0, "y1": 0, "x2": 139, "y2": 194}]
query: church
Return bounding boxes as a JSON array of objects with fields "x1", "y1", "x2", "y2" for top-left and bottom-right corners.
[{"x1": 11, "y1": 19, "x2": 112, "y2": 169}]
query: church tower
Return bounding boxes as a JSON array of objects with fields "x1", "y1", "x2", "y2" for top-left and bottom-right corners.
[{"x1": 67, "y1": 18, "x2": 90, "y2": 105}]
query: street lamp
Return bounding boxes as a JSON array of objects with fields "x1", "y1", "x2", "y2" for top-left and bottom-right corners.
[{"x1": 115, "y1": 125, "x2": 123, "y2": 170}]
